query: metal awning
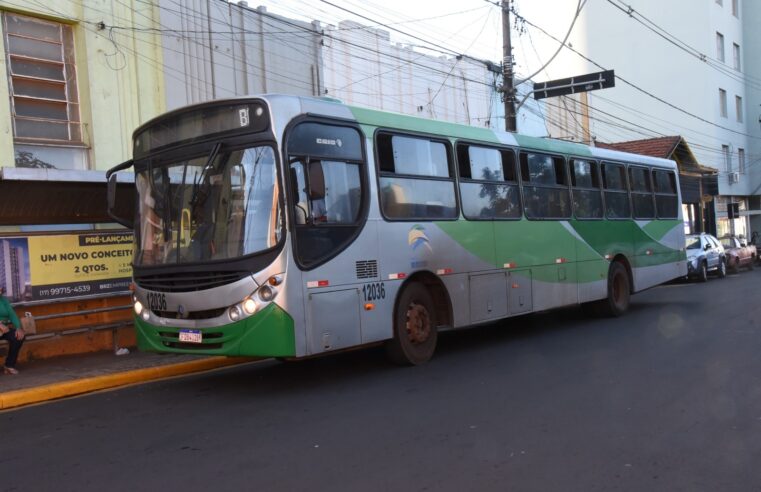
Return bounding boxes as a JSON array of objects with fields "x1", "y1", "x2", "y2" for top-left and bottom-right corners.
[{"x1": 0, "y1": 167, "x2": 134, "y2": 225}]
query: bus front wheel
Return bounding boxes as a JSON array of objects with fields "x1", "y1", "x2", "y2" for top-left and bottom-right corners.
[{"x1": 386, "y1": 282, "x2": 438, "y2": 365}]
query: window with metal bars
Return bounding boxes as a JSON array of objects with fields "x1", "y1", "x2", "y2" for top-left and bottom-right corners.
[{"x1": 3, "y1": 13, "x2": 86, "y2": 168}]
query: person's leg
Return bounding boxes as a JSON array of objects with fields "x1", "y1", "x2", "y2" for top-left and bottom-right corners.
[{"x1": 2, "y1": 330, "x2": 24, "y2": 369}]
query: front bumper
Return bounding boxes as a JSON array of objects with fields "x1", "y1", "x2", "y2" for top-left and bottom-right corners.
[{"x1": 135, "y1": 303, "x2": 296, "y2": 357}]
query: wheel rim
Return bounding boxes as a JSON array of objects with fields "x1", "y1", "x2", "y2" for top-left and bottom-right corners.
[{"x1": 405, "y1": 302, "x2": 431, "y2": 344}]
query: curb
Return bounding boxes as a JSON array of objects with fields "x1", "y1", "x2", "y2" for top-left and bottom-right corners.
[{"x1": 0, "y1": 356, "x2": 255, "y2": 411}]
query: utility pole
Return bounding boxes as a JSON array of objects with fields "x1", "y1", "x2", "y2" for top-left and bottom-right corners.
[{"x1": 501, "y1": 0, "x2": 517, "y2": 132}]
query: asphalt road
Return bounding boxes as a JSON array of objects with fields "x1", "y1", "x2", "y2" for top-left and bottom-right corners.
[{"x1": 3, "y1": 269, "x2": 761, "y2": 491}]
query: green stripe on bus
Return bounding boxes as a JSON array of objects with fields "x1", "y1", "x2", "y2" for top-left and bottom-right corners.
[
  {"x1": 642, "y1": 219, "x2": 681, "y2": 241},
  {"x1": 349, "y1": 106, "x2": 500, "y2": 142}
]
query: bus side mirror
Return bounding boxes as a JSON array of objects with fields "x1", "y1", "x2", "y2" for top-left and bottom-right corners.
[{"x1": 106, "y1": 159, "x2": 135, "y2": 228}]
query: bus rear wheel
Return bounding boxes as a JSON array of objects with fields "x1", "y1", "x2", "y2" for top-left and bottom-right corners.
[
  {"x1": 386, "y1": 282, "x2": 438, "y2": 365},
  {"x1": 588, "y1": 262, "x2": 630, "y2": 317}
]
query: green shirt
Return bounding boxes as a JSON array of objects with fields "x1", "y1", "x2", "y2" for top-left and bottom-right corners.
[{"x1": 0, "y1": 295, "x2": 20, "y2": 329}]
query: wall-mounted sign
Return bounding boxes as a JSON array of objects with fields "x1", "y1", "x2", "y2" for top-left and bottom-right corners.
[{"x1": 0, "y1": 232, "x2": 133, "y2": 303}]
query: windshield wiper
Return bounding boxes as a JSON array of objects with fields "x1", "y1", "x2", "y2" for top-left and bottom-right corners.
[{"x1": 190, "y1": 142, "x2": 222, "y2": 209}]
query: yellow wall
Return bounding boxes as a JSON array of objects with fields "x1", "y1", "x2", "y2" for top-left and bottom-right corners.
[{"x1": 0, "y1": 1, "x2": 166, "y2": 170}]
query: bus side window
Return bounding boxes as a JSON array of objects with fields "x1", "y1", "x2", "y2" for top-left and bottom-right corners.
[
  {"x1": 629, "y1": 166, "x2": 655, "y2": 219},
  {"x1": 601, "y1": 162, "x2": 630, "y2": 219},
  {"x1": 570, "y1": 158, "x2": 603, "y2": 219},
  {"x1": 377, "y1": 132, "x2": 457, "y2": 220},
  {"x1": 519, "y1": 151, "x2": 571, "y2": 219},
  {"x1": 457, "y1": 143, "x2": 521, "y2": 220},
  {"x1": 653, "y1": 170, "x2": 678, "y2": 218}
]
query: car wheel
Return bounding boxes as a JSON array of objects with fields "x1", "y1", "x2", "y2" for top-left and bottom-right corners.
[
  {"x1": 748, "y1": 257, "x2": 755, "y2": 271},
  {"x1": 698, "y1": 261, "x2": 708, "y2": 282},
  {"x1": 718, "y1": 258, "x2": 727, "y2": 278},
  {"x1": 385, "y1": 282, "x2": 438, "y2": 365}
]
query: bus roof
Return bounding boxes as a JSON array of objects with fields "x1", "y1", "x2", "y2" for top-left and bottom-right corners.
[{"x1": 139, "y1": 94, "x2": 677, "y2": 171}]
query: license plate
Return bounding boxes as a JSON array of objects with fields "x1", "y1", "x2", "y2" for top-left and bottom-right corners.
[{"x1": 179, "y1": 329, "x2": 202, "y2": 344}]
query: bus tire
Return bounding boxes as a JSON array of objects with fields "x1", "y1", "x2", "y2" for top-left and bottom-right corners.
[
  {"x1": 386, "y1": 282, "x2": 438, "y2": 365},
  {"x1": 593, "y1": 262, "x2": 630, "y2": 317}
]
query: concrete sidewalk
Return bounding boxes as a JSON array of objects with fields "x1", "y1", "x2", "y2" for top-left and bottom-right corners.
[{"x1": 0, "y1": 350, "x2": 256, "y2": 410}]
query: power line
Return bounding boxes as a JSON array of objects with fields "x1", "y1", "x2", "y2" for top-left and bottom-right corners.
[{"x1": 484, "y1": 1, "x2": 761, "y2": 141}]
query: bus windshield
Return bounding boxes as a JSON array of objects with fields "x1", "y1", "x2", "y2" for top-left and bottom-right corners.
[{"x1": 135, "y1": 144, "x2": 280, "y2": 266}]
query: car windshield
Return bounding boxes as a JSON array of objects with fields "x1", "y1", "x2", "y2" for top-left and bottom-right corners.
[
  {"x1": 720, "y1": 237, "x2": 733, "y2": 248},
  {"x1": 134, "y1": 144, "x2": 280, "y2": 266},
  {"x1": 685, "y1": 236, "x2": 701, "y2": 250}
]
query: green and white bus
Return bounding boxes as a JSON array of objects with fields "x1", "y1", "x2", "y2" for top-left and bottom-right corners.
[{"x1": 107, "y1": 94, "x2": 687, "y2": 365}]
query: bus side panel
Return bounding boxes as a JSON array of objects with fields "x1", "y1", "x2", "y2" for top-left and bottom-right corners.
[
  {"x1": 301, "y1": 220, "x2": 383, "y2": 354},
  {"x1": 632, "y1": 219, "x2": 687, "y2": 291},
  {"x1": 568, "y1": 221, "x2": 609, "y2": 303},
  {"x1": 494, "y1": 220, "x2": 577, "y2": 312}
]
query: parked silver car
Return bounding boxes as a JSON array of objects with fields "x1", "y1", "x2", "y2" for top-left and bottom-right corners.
[{"x1": 686, "y1": 233, "x2": 727, "y2": 282}]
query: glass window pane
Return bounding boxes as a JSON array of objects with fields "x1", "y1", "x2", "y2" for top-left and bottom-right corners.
[
  {"x1": 523, "y1": 186, "x2": 571, "y2": 219},
  {"x1": 319, "y1": 160, "x2": 361, "y2": 224},
  {"x1": 629, "y1": 167, "x2": 651, "y2": 192},
  {"x1": 7, "y1": 35, "x2": 62, "y2": 62},
  {"x1": 605, "y1": 191, "x2": 630, "y2": 218},
  {"x1": 573, "y1": 189, "x2": 603, "y2": 219},
  {"x1": 5, "y1": 14, "x2": 61, "y2": 42},
  {"x1": 571, "y1": 159, "x2": 598, "y2": 188},
  {"x1": 380, "y1": 177, "x2": 456, "y2": 219},
  {"x1": 14, "y1": 98, "x2": 68, "y2": 119},
  {"x1": 653, "y1": 171, "x2": 676, "y2": 194},
  {"x1": 391, "y1": 136, "x2": 449, "y2": 177},
  {"x1": 521, "y1": 152, "x2": 557, "y2": 185},
  {"x1": 12, "y1": 78, "x2": 66, "y2": 100},
  {"x1": 460, "y1": 182, "x2": 521, "y2": 219},
  {"x1": 14, "y1": 144, "x2": 87, "y2": 170},
  {"x1": 10, "y1": 57, "x2": 64, "y2": 80},
  {"x1": 656, "y1": 195, "x2": 678, "y2": 218},
  {"x1": 15, "y1": 118, "x2": 68, "y2": 139},
  {"x1": 632, "y1": 193, "x2": 655, "y2": 218},
  {"x1": 468, "y1": 146, "x2": 503, "y2": 181},
  {"x1": 602, "y1": 163, "x2": 627, "y2": 190}
]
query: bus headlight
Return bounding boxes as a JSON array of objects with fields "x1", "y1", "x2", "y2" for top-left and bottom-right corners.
[
  {"x1": 141, "y1": 310, "x2": 150, "y2": 321},
  {"x1": 134, "y1": 301, "x2": 144, "y2": 315},
  {"x1": 242, "y1": 297, "x2": 258, "y2": 315},
  {"x1": 258, "y1": 285, "x2": 276, "y2": 302},
  {"x1": 229, "y1": 305, "x2": 242, "y2": 321}
]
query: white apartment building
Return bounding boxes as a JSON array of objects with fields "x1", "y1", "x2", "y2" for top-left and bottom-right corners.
[{"x1": 514, "y1": 0, "x2": 760, "y2": 237}]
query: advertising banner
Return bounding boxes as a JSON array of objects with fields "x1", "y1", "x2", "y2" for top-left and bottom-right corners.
[{"x1": 0, "y1": 232, "x2": 133, "y2": 303}]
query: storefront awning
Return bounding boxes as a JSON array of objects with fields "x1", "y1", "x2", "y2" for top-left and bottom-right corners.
[{"x1": 0, "y1": 167, "x2": 134, "y2": 225}]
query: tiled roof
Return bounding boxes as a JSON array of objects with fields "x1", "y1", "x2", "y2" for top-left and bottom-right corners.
[{"x1": 595, "y1": 136, "x2": 682, "y2": 159}]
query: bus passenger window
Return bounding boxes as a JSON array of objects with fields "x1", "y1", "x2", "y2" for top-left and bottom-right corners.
[
  {"x1": 457, "y1": 144, "x2": 521, "y2": 220},
  {"x1": 377, "y1": 133, "x2": 457, "y2": 220},
  {"x1": 570, "y1": 159, "x2": 603, "y2": 219},
  {"x1": 601, "y1": 162, "x2": 630, "y2": 219},
  {"x1": 653, "y1": 170, "x2": 678, "y2": 218},
  {"x1": 520, "y1": 152, "x2": 570, "y2": 219},
  {"x1": 629, "y1": 166, "x2": 655, "y2": 219}
]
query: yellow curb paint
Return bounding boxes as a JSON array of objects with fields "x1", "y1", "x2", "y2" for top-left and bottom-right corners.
[{"x1": 0, "y1": 356, "x2": 256, "y2": 411}]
